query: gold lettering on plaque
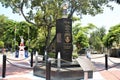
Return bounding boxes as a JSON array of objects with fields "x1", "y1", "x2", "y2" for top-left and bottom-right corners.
[{"x1": 63, "y1": 43, "x2": 72, "y2": 49}]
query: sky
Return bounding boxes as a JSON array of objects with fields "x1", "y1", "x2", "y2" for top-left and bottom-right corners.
[
  {"x1": 0, "y1": 2, "x2": 120, "y2": 31},
  {"x1": 0, "y1": 4, "x2": 25, "y2": 21},
  {"x1": 81, "y1": 2, "x2": 120, "y2": 31}
]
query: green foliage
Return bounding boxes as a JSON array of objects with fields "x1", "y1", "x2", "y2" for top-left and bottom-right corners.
[
  {"x1": 72, "y1": 51, "x2": 79, "y2": 59},
  {"x1": 89, "y1": 27, "x2": 106, "y2": 51},
  {"x1": 0, "y1": 15, "x2": 8, "y2": 40},
  {"x1": 73, "y1": 22, "x2": 96, "y2": 51},
  {"x1": 0, "y1": 0, "x2": 111, "y2": 19},
  {"x1": 0, "y1": 41, "x2": 4, "y2": 48},
  {"x1": 103, "y1": 24, "x2": 120, "y2": 48},
  {"x1": 1, "y1": 0, "x2": 119, "y2": 54},
  {"x1": 72, "y1": 23, "x2": 96, "y2": 54},
  {"x1": 0, "y1": 15, "x2": 38, "y2": 51},
  {"x1": 0, "y1": 0, "x2": 114, "y2": 53},
  {"x1": 75, "y1": 32, "x2": 89, "y2": 48}
]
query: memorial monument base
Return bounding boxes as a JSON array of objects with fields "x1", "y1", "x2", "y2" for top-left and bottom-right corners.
[{"x1": 33, "y1": 59, "x2": 93, "y2": 80}]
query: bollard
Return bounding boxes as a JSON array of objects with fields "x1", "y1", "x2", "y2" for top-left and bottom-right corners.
[
  {"x1": 2, "y1": 54, "x2": 6, "y2": 78},
  {"x1": 35, "y1": 51, "x2": 38, "y2": 65},
  {"x1": 30, "y1": 52, "x2": 33, "y2": 67},
  {"x1": 44, "y1": 51, "x2": 48, "y2": 62},
  {"x1": 57, "y1": 52, "x2": 61, "y2": 68},
  {"x1": 46, "y1": 60, "x2": 51, "y2": 80},
  {"x1": 105, "y1": 54, "x2": 108, "y2": 70}
]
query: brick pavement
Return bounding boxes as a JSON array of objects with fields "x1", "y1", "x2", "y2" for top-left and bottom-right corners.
[
  {"x1": 91, "y1": 54, "x2": 120, "y2": 80},
  {"x1": 100, "y1": 70, "x2": 120, "y2": 80},
  {"x1": 0, "y1": 62, "x2": 33, "y2": 80},
  {"x1": 0, "y1": 53, "x2": 34, "y2": 80}
]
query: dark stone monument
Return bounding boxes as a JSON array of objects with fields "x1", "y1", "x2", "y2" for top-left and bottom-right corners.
[
  {"x1": 56, "y1": 18, "x2": 73, "y2": 62},
  {"x1": 33, "y1": 3, "x2": 95, "y2": 80}
]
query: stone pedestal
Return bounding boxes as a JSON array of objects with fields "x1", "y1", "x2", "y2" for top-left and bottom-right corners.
[
  {"x1": 33, "y1": 58, "x2": 94, "y2": 80},
  {"x1": 33, "y1": 65, "x2": 93, "y2": 80}
]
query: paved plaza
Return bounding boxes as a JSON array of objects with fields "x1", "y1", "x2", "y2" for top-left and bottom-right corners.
[{"x1": 0, "y1": 53, "x2": 120, "y2": 80}]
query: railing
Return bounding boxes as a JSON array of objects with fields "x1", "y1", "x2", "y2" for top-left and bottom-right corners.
[
  {"x1": 2, "y1": 52, "x2": 120, "y2": 79},
  {"x1": 90, "y1": 54, "x2": 120, "y2": 71},
  {"x1": 2, "y1": 52, "x2": 34, "y2": 78}
]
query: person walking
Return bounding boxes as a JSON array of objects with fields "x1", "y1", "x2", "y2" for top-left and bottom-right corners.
[{"x1": 86, "y1": 48, "x2": 91, "y2": 60}]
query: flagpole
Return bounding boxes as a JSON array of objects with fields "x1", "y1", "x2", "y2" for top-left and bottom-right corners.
[
  {"x1": 14, "y1": 26, "x2": 16, "y2": 52},
  {"x1": 28, "y1": 26, "x2": 30, "y2": 51}
]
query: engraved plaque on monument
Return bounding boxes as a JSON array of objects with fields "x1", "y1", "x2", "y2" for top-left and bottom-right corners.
[{"x1": 56, "y1": 18, "x2": 73, "y2": 62}]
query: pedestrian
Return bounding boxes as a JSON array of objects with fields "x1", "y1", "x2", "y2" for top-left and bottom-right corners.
[{"x1": 86, "y1": 48, "x2": 91, "y2": 60}]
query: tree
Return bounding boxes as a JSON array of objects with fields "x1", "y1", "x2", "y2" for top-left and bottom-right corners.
[
  {"x1": 0, "y1": 15, "x2": 8, "y2": 40},
  {"x1": 73, "y1": 23, "x2": 96, "y2": 50},
  {"x1": 89, "y1": 27, "x2": 106, "y2": 53},
  {"x1": 0, "y1": 0, "x2": 115, "y2": 51},
  {"x1": 0, "y1": 15, "x2": 37, "y2": 51},
  {"x1": 103, "y1": 24, "x2": 120, "y2": 48},
  {"x1": 0, "y1": 41, "x2": 4, "y2": 48},
  {"x1": 0, "y1": 0, "x2": 114, "y2": 20}
]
